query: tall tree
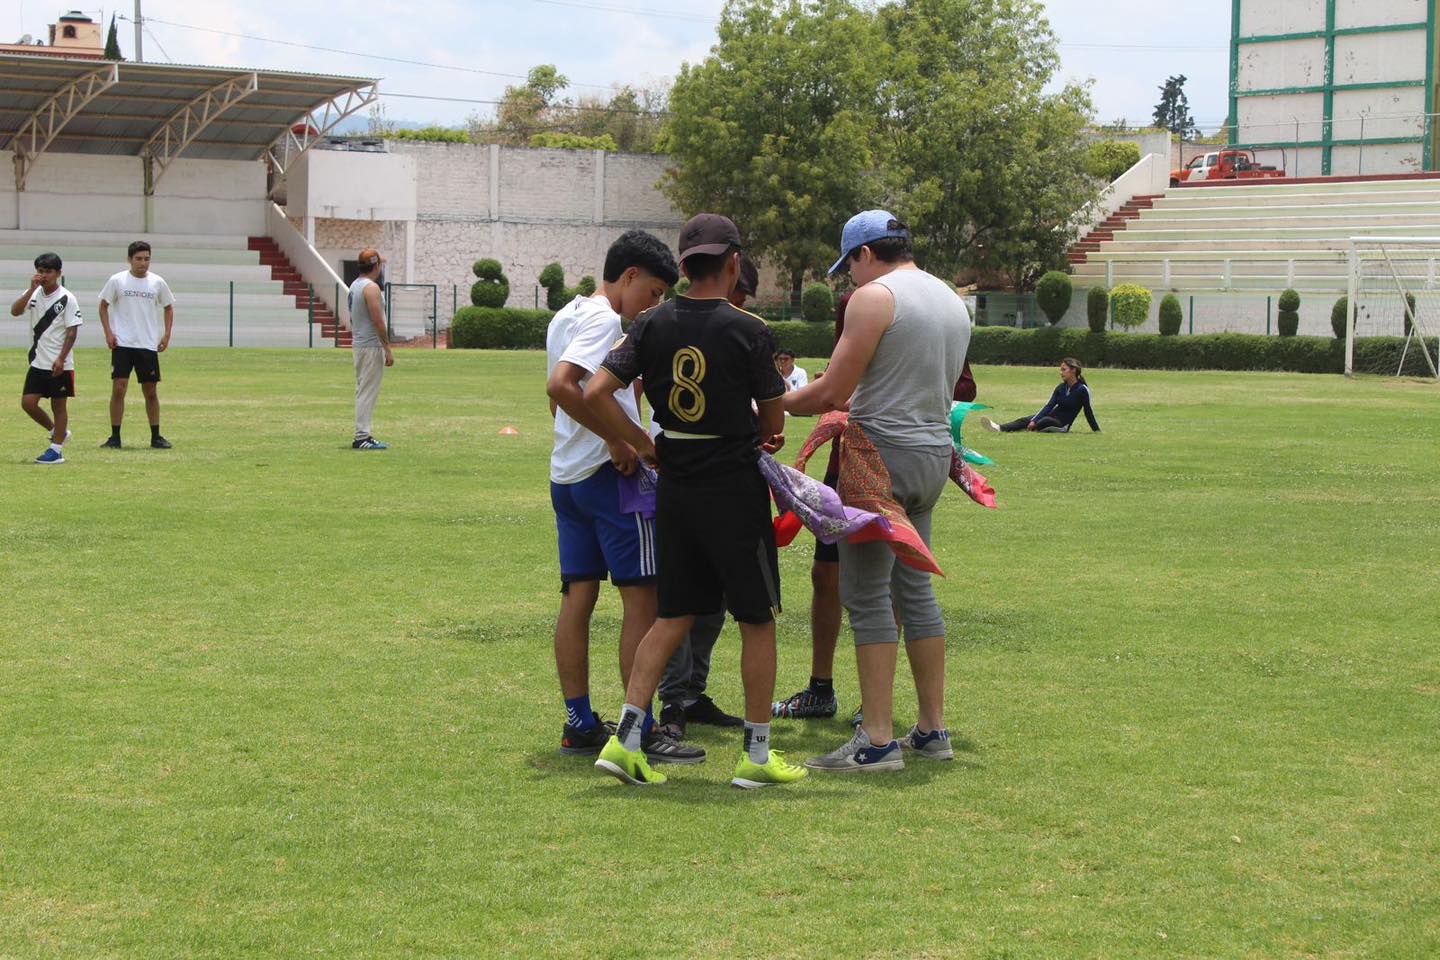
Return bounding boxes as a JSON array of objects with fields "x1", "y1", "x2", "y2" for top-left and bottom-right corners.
[
  {"x1": 103, "y1": 15, "x2": 122, "y2": 60},
  {"x1": 1152, "y1": 74, "x2": 1197, "y2": 139},
  {"x1": 878, "y1": 0, "x2": 1100, "y2": 287},
  {"x1": 484, "y1": 65, "x2": 571, "y2": 145},
  {"x1": 661, "y1": 0, "x2": 887, "y2": 301}
]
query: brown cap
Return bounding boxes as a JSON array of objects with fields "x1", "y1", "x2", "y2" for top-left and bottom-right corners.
[
  {"x1": 737, "y1": 252, "x2": 759, "y2": 296},
  {"x1": 357, "y1": 247, "x2": 382, "y2": 271},
  {"x1": 678, "y1": 213, "x2": 741, "y2": 262}
]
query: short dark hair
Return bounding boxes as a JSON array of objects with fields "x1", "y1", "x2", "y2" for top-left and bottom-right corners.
[
  {"x1": 681, "y1": 245, "x2": 739, "y2": 283},
  {"x1": 603, "y1": 230, "x2": 679, "y2": 286},
  {"x1": 774, "y1": 348, "x2": 795, "y2": 359},
  {"x1": 127, "y1": 240, "x2": 151, "y2": 259},
  {"x1": 34, "y1": 252, "x2": 62, "y2": 271},
  {"x1": 847, "y1": 219, "x2": 914, "y2": 268}
]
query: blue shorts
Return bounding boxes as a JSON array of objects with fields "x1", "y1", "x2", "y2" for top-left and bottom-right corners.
[{"x1": 551, "y1": 463, "x2": 657, "y2": 588}]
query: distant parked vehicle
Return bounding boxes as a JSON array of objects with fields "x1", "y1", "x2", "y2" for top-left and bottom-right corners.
[{"x1": 1170, "y1": 150, "x2": 1285, "y2": 187}]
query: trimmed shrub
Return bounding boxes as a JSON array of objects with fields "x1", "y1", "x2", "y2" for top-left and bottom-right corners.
[
  {"x1": 673, "y1": 278, "x2": 691, "y2": 297},
  {"x1": 1277, "y1": 288, "x2": 1300, "y2": 312},
  {"x1": 1035, "y1": 271, "x2": 1073, "y2": 325},
  {"x1": 1084, "y1": 140, "x2": 1142, "y2": 183},
  {"x1": 1277, "y1": 288, "x2": 1300, "y2": 337},
  {"x1": 801, "y1": 282, "x2": 834, "y2": 323},
  {"x1": 1109, "y1": 283, "x2": 1152, "y2": 330},
  {"x1": 1158, "y1": 294, "x2": 1183, "y2": 336},
  {"x1": 767, "y1": 320, "x2": 836, "y2": 358},
  {"x1": 1331, "y1": 296, "x2": 1348, "y2": 338},
  {"x1": 470, "y1": 258, "x2": 510, "y2": 308},
  {"x1": 538, "y1": 263, "x2": 568, "y2": 310},
  {"x1": 575, "y1": 276, "x2": 597, "y2": 297},
  {"x1": 451, "y1": 307, "x2": 553, "y2": 349},
  {"x1": 1086, "y1": 286, "x2": 1108, "y2": 334}
]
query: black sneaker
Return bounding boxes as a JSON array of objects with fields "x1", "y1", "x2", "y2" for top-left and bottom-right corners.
[
  {"x1": 772, "y1": 686, "x2": 839, "y2": 719},
  {"x1": 684, "y1": 694, "x2": 743, "y2": 728},
  {"x1": 559, "y1": 714, "x2": 617, "y2": 756},
  {"x1": 642, "y1": 726, "x2": 706, "y2": 765},
  {"x1": 659, "y1": 701, "x2": 687, "y2": 737},
  {"x1": 100, "y1": 437, "x2": 121, "y2": 449},
  {"x1": 151, "y1": 436, "x2": 172, "y2": 449}
]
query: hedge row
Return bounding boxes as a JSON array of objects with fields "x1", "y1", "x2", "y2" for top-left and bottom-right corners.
[
  {"x1": 451, "y1": 307, "x2": 553, "y2": 349},
  {"x1": 968, "y1": 327, "x2": 1439, "y2": 375}
]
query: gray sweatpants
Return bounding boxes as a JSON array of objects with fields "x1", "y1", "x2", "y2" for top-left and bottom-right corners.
[
  {"x1": 353, "y1": 346, "x2": 386, "y2": 440},
  {"x1": 839, "y1": 442, "x2": 951, "y2": 646},
  {"x1": 659, "y1": 611, "x2": 725, "y2": 706}
]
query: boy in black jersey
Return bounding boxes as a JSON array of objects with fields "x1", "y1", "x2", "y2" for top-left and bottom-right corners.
[{"x1": 582, "y1": 214, "x2": 807, "y2": 789}]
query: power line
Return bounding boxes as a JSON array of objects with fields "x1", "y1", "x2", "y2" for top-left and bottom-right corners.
[{"x1": 382, "y1": 90, "x2": 670, "y2": 117}]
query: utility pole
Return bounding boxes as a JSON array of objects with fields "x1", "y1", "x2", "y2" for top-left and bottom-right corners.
[{"x1": 133, "y1": 0, "x2": 143, "y2": 62}]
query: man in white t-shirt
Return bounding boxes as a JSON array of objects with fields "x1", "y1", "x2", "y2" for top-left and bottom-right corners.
[
  {"x1": 776, "y1": 349, "x2": 808, "y2": 391},
  {"x1": 10, "y1": 252, "x2": 82, "y2": 465},
  {"x1": 98, "y1": 240, "x2": 175, "y2": 449},
  {"x1": 544, "y1": 230, "x2": 700, "y2": 764}
]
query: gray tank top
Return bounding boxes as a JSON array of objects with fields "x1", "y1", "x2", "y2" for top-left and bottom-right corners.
[
  {"x1": 348, "y1": 276, "x2": 384, "y2": 348},
  {"x1": 849, "y1": 268, "x2": 971, "y2": 448}
]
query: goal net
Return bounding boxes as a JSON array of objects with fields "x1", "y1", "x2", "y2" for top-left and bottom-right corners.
[
  {"x1": 383, "y1": 283, "x2": 440, "y2": 344},
  {"x1": 1346, "y1": 238, "x2": 1440, "y2": 379}
]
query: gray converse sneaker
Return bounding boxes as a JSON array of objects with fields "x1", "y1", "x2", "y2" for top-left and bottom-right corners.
[
  {"x1": 803, "y1": 727, "x2": 904, "y2": 773},
  {"x1": 902, "y1": 724, "x2": 954, "y2": 761}
]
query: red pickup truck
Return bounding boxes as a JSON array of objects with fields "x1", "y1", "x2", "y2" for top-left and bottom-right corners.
[{"x1": 1170, "y1": 150, "x2": 1284, "y2": 186}]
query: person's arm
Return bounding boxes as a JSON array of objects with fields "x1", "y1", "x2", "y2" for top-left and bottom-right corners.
[
  {"x1": 783, "y1": 283, "x2": 891, "y2": 416},
  {"x1": 547, "y1": 360, "x2": 639, "y2": 475},
  {"x1": 9, "y1": 276, "x2": 40, "y2": 316},
  {"x1": 756, "y1": 396, "x2": 785, "y2": 452},
  {"x1": 158, "y1": 304, "x2": 174, "y2": 352},
  {"x1": 1033, "y1": 384, "x2": 1064, "y2": 423},
  {"x1": 1081, "y1": 385, "x2": 1100, "y2": 432},
  {"x1": 52, "y1": 326, "x2": 79, "y2": 375},
  {"x1": 583, "y1": 367, "x2": 656, "y2": 468},
  {"x1": 97, "y1": 300, "x2": 118, "y2": 349},
  {"x1": 362, "y1": 283, "x2": 394, "y2": 365}
]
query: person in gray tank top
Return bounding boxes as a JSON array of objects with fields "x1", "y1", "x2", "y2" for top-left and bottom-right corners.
[
  {"x1": 783, "y1": 210, "x2": 971, "y2": 775},
  {"x1": 347, "y1": 248, "x2": 394, "y2": 449}
]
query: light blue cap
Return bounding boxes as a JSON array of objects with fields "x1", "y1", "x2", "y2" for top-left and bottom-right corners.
[{"x1": 829, "y1": 209, "x2": 909, "y2": 275}]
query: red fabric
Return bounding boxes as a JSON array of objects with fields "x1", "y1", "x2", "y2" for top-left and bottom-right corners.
[
  {"x1": 773, "y1": 509, "x2": 804, "y2": 547},
  {"x1": 953, "y1": 361, "x2": 976, "y2": 402}
]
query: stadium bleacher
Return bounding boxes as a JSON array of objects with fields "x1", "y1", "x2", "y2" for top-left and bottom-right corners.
[{"x1": 1, "y1": 229, "x2": 331, "y2": 349}]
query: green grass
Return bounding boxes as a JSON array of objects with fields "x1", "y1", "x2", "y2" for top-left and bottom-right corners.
[{"x1": 2, "y1": 349, "x2": 1437, "y2": 959}]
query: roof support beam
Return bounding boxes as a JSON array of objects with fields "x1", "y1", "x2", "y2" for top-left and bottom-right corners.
[
  {"x1": 264, "y1": 81, "x2": 378, "y2": 175},
  {"x1": 8, "y1": 62, "x2": 119, "y2": 190},
  {"x1": 142, "y1": 72, "x2": 258, "y2": 193}
]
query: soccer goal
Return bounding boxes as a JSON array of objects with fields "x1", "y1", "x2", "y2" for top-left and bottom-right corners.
[
  {"x1": 384, "y1": 283, "x2": 440, "y2": 345},
  {"x1": 1345, "y1": 238, "x2": 1440, "y2": 379}
]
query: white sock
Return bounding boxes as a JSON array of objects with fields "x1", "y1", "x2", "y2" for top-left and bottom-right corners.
[
  {"x1": 617, "y1": 703, "x2": 646, "y2": 752},
  {"x1": 49, "y1": 442, "x2": 62, "y2": 454},
  {"x1": 744, "y1": 721, "x2": 770, "y2": 764}
]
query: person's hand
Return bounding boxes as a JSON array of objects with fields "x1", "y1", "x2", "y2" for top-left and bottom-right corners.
[
  {"x1": 761, "y1": 433, "x2": 785, "y2": 455},
  {"x1": 607, "y1": 439, "x2": 639, "y2": 477},
  {"x1": 105, "y1": 331, "x2": 118, "y2": 350},
  {"x1": 384, "y1": 347, "x2": 395, "y2": 367},
  {"x1": 157, "y1": 335, "x2": 170, "y2": 353},
  {"x1": 29, "y1": 273, "x2": 44, "y2": 291},
  {"x1": 51, "y1": 357, "x2": 64, "y2": 376},
  {"x1": 637, "y1": 435, "x2": 659, "y2": 471},
  {"x1": 1026, "y1": 420, "x2": 1037, "y2": 431}
]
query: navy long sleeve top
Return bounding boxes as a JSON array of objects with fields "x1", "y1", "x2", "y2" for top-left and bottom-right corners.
[{"x1": 1035, "y1": 381, "x2": 1100, "y2": 431}]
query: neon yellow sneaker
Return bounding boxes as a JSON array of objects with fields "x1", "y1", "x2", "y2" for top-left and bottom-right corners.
[
  {"x1": 595, "y1": 735, "x2": 667, "y2": 786},
  {"x1": 732, "y1": 750, "x2": 808, "y2": 789}
]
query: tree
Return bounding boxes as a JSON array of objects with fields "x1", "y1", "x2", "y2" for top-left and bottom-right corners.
[
  {"x1": 1152, "y1": 74, "x2": 1197, "y2": 139},
  {"x1": 484, "y1": 65, "x2": 571, "y2": 145},
  {"x1": 103, "y1": 15, "x2": 122, "y2": 60},
  {"x1": 661, "y1": 0, "x2": 887, "y2": 303},
  {"x1": 879, "y1": 0, "x2": 1100, "y2": 287}
]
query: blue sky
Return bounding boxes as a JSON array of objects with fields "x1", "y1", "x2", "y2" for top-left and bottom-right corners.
[{"x1": 12, "y1": 0, "x2": 1234, "y2": 132}]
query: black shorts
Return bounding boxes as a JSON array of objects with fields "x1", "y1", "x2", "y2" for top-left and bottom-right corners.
[
  {"x1": 814, "y1": 466, "x2": 840, "y2": 563},
  {"x1": 22, "y1": 367, "x2": 75, "y2": 399},
  {"x1": 111, "y1": 347, "x2": 161, "y2": 384},
  {"x1": 656, "y1": 469, "x2": 780, "y2": 624}
]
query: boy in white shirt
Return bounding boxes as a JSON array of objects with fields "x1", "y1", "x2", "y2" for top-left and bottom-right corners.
[
  {"x1": 98, "y1": 240, "x2": 175, "y2": 449},
  {"x1": 10, "y1": 252, "x2": 82, "y2": 465},
  {"x1": 776, "y1": 348, "x2": 808, "y2": 391}
]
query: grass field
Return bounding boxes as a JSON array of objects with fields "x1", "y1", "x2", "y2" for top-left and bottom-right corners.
[{"x1": 2, "y1": 348, "x2": 1437, "y2": 959}]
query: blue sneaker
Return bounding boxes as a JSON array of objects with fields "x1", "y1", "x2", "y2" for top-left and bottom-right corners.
[
  {"x1": 902, "y1": 724, "x2": 954, "y2": 761},
  {"x1": 803, "y1": 728, "x2": 904, "y2": 773},
  {"x1": 353, "y1": 437, "x2": 388, "y2": 450},
  {"x1": 34, "y1": 447, "x2": 64, "y2": 465}
]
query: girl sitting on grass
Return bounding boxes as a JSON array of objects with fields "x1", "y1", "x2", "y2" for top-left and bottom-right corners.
[{"x1": 980, "y1": 358, "x2": 1100, "y2": 433}]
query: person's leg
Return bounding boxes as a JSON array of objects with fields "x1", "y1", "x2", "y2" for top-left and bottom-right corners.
[
  {"x1": 1033, "y1": 416, "x2": 1067, "y2": 433},
  {"x1": 50, "y1": 396, "x2": 67, "y2": 444},
  {"x1": 658, "y1": 634, "x2": 695, "y2": 712},
  {"x1": 685, "y1": 612, "x2": 724, "y2": 704},
  {"x1": 621, "y1": 616, "x2": 696, "y2": 725},
  {"x1": 555, "y1": 579, "x2": 600, "y2": 700},
  {"x1": 20, "y1": 393, "x2": 51, "y2": 433},
  {"x1": 616, "y1": 583, "x2": 657, "y2": 690},
  {"x1": 738, "y1": 618, "x2": 777, "y2": 724},
  {"x1": 109, "y1": 378, "x2": 127, "y2": 431},
  {"x1": 141, "y1": 381, "x2": 160, "y2": 427},
  {"x1": 840, "y1": 537, "x2": 900, "y2": 745},
  {"x1": 354, "y1": 348, "x2": 383, "y2": 440},
  {"x1": 999, "y1": 415, "x2": 1032, "y2": 432},
  {"x1": 551, "y1": 478, "x2": 609, "y2": 746},
  {"x1": 810, "y1": 556, "x2": 841, "y2": 679}
]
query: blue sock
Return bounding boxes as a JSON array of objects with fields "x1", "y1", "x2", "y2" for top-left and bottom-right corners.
[
  {"x1": 565, "y1": 694, "x2": 598, "y2": 732},
  {"x1": 642, "y1": 705, "x2": 656, "y2": 737}
]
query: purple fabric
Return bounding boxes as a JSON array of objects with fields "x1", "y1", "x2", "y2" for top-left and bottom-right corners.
[
  {"x1": 757, "y1": 452, "x2": 891, "y2": 545},
  {"x1": 617, "y1": 464, "x2": 657, "y2": 518}
]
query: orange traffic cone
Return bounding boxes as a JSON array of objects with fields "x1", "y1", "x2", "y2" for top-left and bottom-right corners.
[{"x1": 499, "y1": 426, "x2": 520, "y2": 436}]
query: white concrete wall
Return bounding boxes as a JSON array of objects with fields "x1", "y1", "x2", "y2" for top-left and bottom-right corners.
[
  {"x1": 1240, "y1": 0, "x2": 1325, "y2": 36},
  {"x1": 0, "y1": 153, "x2": 266, "y2": 234},
  {"x1": 1237, "y1": 37, "x2": 1327, "y2": 91},
  {"x1": 1335, "y1": 0, "x2": 1426, "y2": 30},
  {"x1": 290, "y1": 151, "x2": 418, "y2": 222},
  {"x1": 1334, "y1": 31, "x2": 1427, "y2": 85}
]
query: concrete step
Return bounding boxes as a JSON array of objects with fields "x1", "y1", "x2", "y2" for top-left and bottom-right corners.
[
  {"x1": 0, "y1": 259, "x2": 275, "y2": 283},
  {"x1": 1114, "y1": 223, "x2": 1440, "y2": 242},
  {"x1": 1140, "y1": 201, "x2": 1440, "y2": 221},
  {"x1": 0, "y1": 244, "x2": 259, "y2": 265},
  {"x1": 1128, "y1": 213, "x2": 1440, "y2": 231},
  {"x1": 1168, "y1": 177, "x2": 1440, "y2": 199},
  {"x1": 1155, "y1": 188, "x2": 1440, "y2": 210},
  {"x1": 0, "y1": 229, "x2": 253, "y2": 250}
]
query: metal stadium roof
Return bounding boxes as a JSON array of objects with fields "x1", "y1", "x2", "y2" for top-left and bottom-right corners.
[{"x1": 0, "y1": 53, "x2": 379, "y2": 190}]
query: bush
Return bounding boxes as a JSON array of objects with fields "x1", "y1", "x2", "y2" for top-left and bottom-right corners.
[
  {"x1": 1277, "y1": 288, "x2": 1300, "y2": 312},
  {"x1": 673, "y1": 278, "x2": 691, "y2": 297},
  {"x1": 1276, "y1": 288, "x2": 1300, "y2": 337},
  {"x1": 528, "y1": 132, "x2": 619, "y2": 151},
  {"x1": 767, "y1": 320, "x2": 835, "y2": 358},
  {"x1": 383, "y1": 127, "x2": 469, "y2": 143},
  {"x1": 575, "y1": 276, "x2": 597, "y2": 297},
  {"x1": 1158, "y1": 294, "x2": 1183, "y2": 336},
  {"x1": 801, "y1": 282, "x2": 834, "y2": 323},
  {"x1": 1086, "y1": 286, "x2": 1109, "y2": 334},
  {"x1": 1403, "y1": 293, "x2": 1416, "y2": 336},
  {"x1": 1084, "y1": 140, "x2": 1142, "y2": 183},
  {"x1": 1035, "y1": 271, "x2": 1073, "y2": 325},
  {"x1": 1109, "y1": 283, "x2": 1152, "y2": 330},
  {"x1": 470, "y1": 258, "x2": 509, "y2": 308},
  {"x1": 451, "y1": 307, "x2": 553, "y2": 349},
  {"x1": 1331, "y1": 296, "x2": 1348, "y2": 338}
]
